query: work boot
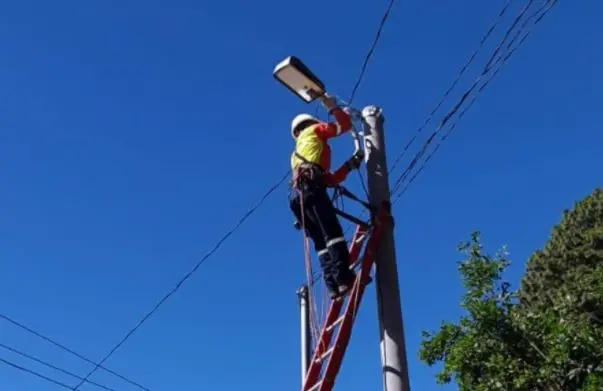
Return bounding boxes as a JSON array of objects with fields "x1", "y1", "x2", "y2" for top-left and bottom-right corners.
[
  {"x1": 326, "y1": 276, "x2": 347, "y2": 299},
  {"x1": 323, "y1": 275, "x2": 339, "y2": 299},
  {"x1": 336, "y1": 271, "x2": 357, "y2": 298},
  {"x1": 327, "y1": 286, "x2": 340, "y2": 299}
]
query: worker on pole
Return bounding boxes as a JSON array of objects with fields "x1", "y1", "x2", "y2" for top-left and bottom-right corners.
[{"x1": 289, "y1": 93, "x2": 362, "y2": 299}]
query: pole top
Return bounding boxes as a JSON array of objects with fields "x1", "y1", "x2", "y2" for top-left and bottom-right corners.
[
  {"x1": 296, "y1": 284, "x2": 309, "y2": 296},
  {"x1": 361, "y1": 105, "x2": 384, "y2": 122}
]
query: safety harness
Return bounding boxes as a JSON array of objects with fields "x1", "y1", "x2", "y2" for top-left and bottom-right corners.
[
  {"x1": 291, "y1": 111, "x2": 363, "y2": 191},
  {"x1": 291, "y1": 151, "x2": 326, "y2": 190},
  {"x1": 291, "y1": 113, "x2": 371, "y2": 231}
]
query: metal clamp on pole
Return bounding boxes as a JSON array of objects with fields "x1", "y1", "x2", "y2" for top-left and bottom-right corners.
[{"x1": 342, "y1": 105, "x2": 366, "y2": 164}]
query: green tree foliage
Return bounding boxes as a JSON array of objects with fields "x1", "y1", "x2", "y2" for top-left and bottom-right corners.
[
  {"x1": 519, "y1": 188, "x2": 603, "y2": 316},
  {"x1": 419, "y1": 198, "x2": 603, "y2": 391}
]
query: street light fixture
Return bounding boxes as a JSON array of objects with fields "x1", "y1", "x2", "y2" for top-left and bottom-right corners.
[{"x1": 273, "y1": 56, "x2": 326, "y2": 103}]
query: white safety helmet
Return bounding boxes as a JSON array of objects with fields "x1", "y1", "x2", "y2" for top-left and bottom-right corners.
[{"x1": 291, "y1": 113, "x2": 319, "y2": 139}]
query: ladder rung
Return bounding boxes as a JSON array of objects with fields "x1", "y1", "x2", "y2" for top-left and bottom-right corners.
[
  {"x1": 316, "y1": 346, "x2": 335, "y2": 363},
  {"x1": 301, "y1": 204, "x2": 386, "y2": 391},
  {"x1": 307, "y1": 380, "x2": 323, "y2": 391},
  {"x1": 354, "y1": 233, "x2": 366, "y2": 243},
  {"x1": 326, "y1": 315, "x2": 345, "y2": 333}
]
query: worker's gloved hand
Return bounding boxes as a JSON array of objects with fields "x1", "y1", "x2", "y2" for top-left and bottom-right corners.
[
  {"x1": 320, "y1": 93, "x2": 338, "y2": 113},
  {"x1": 345, "y1": 154, "x2": 363, "y2": 170},
  {"x1": 342, "y1": 106, "x2": 360, "y2": 119}
]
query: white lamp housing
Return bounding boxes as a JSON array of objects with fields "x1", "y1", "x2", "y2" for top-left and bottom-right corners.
[{"x1": 273, "y1": 56, "x2": 326, "y2": 103}]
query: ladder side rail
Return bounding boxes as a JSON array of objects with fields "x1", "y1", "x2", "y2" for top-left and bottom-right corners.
[
  {"x1": 313, "y1": 225, "x2": 367, "y2": 355},
  {"x1": 302, "y1": 225, "x2": 369, "y2": 391},
  {"x1": 313, "y1": 225, "x2": 368, "y2": 368},
  {"x1": 348, "y1": 225, "x2": 368, "y2": 263},
  {"x1": 315, "y1": 206, "x2": 388, "y2": 391}
]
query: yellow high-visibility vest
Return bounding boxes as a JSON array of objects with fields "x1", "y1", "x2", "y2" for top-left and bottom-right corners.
[{"x1": 290, "y1": 124, "x2": 331, "y2": 171}]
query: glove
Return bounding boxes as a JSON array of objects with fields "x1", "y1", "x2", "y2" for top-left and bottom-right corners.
[
  {"x1": 342, "y1": 106, "x2": 360, "y2": 119},
  {"x1": 345, "y1": 154, "x2": 363, "y2": 170},
  {"x1": 320, "y1": 93, "x2": 338, "y2": 113}
]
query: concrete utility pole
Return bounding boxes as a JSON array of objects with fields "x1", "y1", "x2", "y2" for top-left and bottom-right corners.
[
  {"x1": 297, "y1": 285, "x2": 311, "y2": 386},
  {"x1": 361, "y1": 105, "x2": 411, "y2": 391}
]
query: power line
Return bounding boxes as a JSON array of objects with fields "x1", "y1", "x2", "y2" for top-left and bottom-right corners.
[
  {"x1": 306, "y1": 0, "x2": 558, "y2": 285},
  {"x1": 388, "y1": 0, "x2": 557, "y2": 198},
  {"x1": 0, "y1": 1, "x2": 557, "y2": 390},
  {"x1": 392, "y1": 0, "x2": 558, "y2": 198},
  {"x1": 394, "y1": 0, "x2": 558, "y2": 203},
  {"x1": 0, "y1": 313, "x2": 149, "y2": 391},
  {"x1": 335, "y1": 0, "x2": 522, "y2": 233},
  {"x1": 0, "y1": 355, "x2": 75, "y2": 390},
  {"x1": 0, "y1": 342, "x2": 116, "y2": 391},
  {"x1": 333, "y1": 0, "x2": 519, "y2": 225},
  {"x1": 293, "y1": 0, "x2": 399, "y2": 290},
  {"x1": 388, "y1": 0, "x2": 536, "y2": 196},
  {"x1": 348, "y1": 0, "x2": 397, "y2": 104},
  {"x1": 336, "y1": 0, "x2": 397, "y2": 202},
  {"x1": 65, "y1": 0, "x2": 555, "y2": 386},
  {"x1": 387, "y1": 0, "x2": 515, "y2": 177},
  {"x1": 70, "y1": 1, "x2": 400, "y2": 385},
  {"x1": 71, "y1": 171, "x2": 291, "y2": 390},
  {"x1": 338, "y1": 0, "x2": 518, "y2": 233}
]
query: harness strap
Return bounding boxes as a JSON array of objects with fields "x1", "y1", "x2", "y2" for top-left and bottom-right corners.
[
  {"x1": 294, "y1": 151, "x2": 324, "y2": 171},
  {"x1": 292, "y1": 151, "x2": 325, "y2": 189}
]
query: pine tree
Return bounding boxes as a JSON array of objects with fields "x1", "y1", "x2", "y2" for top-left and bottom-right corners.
[{"x1": 519, "y1": 188, "x2": 603, "y2": 316}]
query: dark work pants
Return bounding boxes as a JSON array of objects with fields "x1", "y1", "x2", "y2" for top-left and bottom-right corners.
[{"x1": 289, "y1": 180, "x2": 355, "y2": 292}]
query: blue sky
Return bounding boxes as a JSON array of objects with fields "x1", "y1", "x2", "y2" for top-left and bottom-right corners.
[{"x1": 1, "y1": 1, "x2": 602, "y2": 390}]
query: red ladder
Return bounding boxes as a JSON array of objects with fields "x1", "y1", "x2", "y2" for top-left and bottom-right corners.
[{"x1": 301, "y1": 202, "x2": 389, "y2": 391}]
